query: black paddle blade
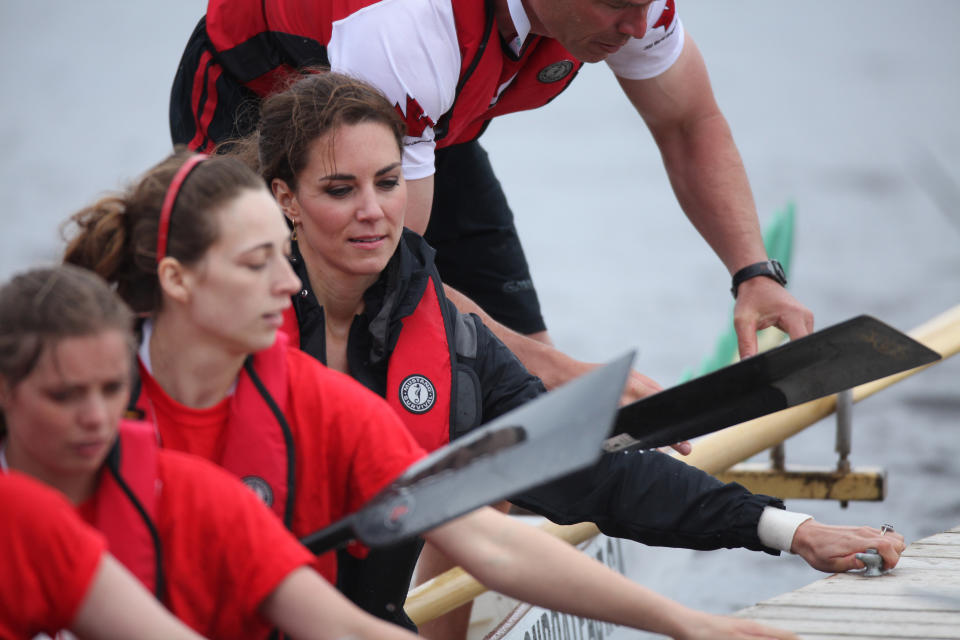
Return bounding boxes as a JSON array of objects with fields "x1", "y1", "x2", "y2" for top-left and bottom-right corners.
[
  {"x1": 604, "y1": 315, "x2": 940, "y2": 452},
  {"x1": 302, "y1": 351, "x2": 635, "y2": 553}
]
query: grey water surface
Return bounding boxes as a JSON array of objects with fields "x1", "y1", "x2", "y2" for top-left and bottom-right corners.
[{"x1": 2, "y1": 0, "x2": 958, "y2": 628}]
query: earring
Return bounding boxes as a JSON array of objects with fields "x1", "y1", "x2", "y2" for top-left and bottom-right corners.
[{"x1": 290, "y1": 222, "x2": 298, "y2": 242}]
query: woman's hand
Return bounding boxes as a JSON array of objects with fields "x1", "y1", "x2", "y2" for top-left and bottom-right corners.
[
  {"x1": 678, "y1": 611, "x2": 800, "y2": 640},
  {"x1": 790, "y1": 521, "x2": 906, "y2": 573}
]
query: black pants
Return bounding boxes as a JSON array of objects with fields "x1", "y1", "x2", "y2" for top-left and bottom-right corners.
[{"x1": 427, "y1": 141, "x2": 546, "y2": 334}]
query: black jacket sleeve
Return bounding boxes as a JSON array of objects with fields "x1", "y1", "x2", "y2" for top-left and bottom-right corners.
[
  {"x1": 462, "y1": 312, "x2": 546, "y2": 422},
  {"x1": 460, "y1": 311, "x2": 786, "y2": 554},
  {"x1": 510, "y1": 448, "x2": 785, "y2": 554}
]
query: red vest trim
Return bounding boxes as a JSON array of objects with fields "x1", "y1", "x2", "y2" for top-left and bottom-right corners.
[
  {"x1": 134, "y1": 334, "x2": 295, "y2": 526},
  {"x1": 205, "y1": 0, "x2": 581, "y2": 149},
  {"x1": 435, "y1": 0, "x2": 582, "y2": 147},
  {"x1": 386, "y1": 277, "x2": 454, "y2": 452},
  {"x1": 96, "y1": 420, "x2": 162, "y2": 597},
  {"x1": 281, "y1": 305, "x2": 301, "y2": 348}
]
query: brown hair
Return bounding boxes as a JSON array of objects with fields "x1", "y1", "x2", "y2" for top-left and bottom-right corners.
[
  {"x1": 62, "y1": 149, "x2": 266, "y2": 314},
  {"x1": 228, "y1": 71, "x2": 407, "y2": 190},
  {"x1": 0, "y1": 265, "x2": 135, "y2": 433}
]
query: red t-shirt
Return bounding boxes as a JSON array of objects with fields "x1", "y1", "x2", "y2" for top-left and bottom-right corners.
[
  {"x1": 139, "y1": 346, "x2": 426, "y2": 581},
  {"x1": 0, "y1": 471, "x2": 107, "y2": 640},
  {"x1": 75, "y1": 450, "x2": 315, "y2": 640}
]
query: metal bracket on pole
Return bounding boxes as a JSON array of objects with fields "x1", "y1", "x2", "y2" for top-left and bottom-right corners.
[
  {"x1": 835, "y1": 389, "x2": 854, "y2": 508},
  {"x1": 720, "y1": 387, "x2": 884, "y2": 504},
  {"x1": 770, "y1": 442, "x2": 786, "y2": 471}
]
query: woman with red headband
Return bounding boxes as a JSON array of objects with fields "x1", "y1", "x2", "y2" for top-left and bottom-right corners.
[
  {"x1": 62, "y1": 149, "x2": 798, "y2": 640},
  {"x1": 0, "y1": 264, "x2": 421, "y2": 640},
  {"x1": 0, "y1": 471, "x2": 207, "y2": 640}
]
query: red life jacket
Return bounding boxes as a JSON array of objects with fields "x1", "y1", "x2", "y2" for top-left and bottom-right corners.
[
  {"x1": 282, "y1": 275, "x2": 455, "y2": 453},
  {"x1": 435, "y1": 0, "x2": 582, "y2": 147},
  {"x1": 93, "y1": 420, "x2": 163, "y2": 598},
  {"x1": 132, "y1": 334, "x2": 296, "y2": 527},
  {"x1": 203, "y1": 0, "x2": 581, "y2": 148},
  {"x1": 384, "y1": 277, "x2": 454, "y2": 452}
]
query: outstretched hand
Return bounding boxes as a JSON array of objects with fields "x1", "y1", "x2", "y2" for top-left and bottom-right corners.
[
  {"x1": 790, "y1": 520, "x2": 906, "y2": 573},
  {"x1": 733, "y1": 278, "x2": 814, "y2": 359},
  {"x1": 680, "y1": 611, "x2": 800, "y2": 640},
  {"x1": 619, "y1": 367, "x2": 663, "y2": 405}
]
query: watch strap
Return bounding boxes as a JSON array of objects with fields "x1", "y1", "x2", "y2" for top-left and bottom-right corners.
[{"x1": 731, "y1": 260, "x2": 787, "y2": 298}]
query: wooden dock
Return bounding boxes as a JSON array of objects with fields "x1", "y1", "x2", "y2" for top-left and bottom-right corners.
[{"x1": 736, "y1": 524, "x2": 960, "y2": 639}]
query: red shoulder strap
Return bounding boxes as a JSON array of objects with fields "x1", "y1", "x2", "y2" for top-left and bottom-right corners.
[
  {"x1": 386, "y1": 277, "x2": 453, "y2": 452},
  {"x1": 281, "y1": 305, "x2": 301, "y2": 347},
  {"x1": 95, "y1": 420, "x2": 160, "y2": 595},
  {"x1": 221, "y1": 332, "x2": 294, "y2": 524}
]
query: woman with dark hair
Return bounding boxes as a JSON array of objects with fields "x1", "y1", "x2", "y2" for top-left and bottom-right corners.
[
  {"x1": 238, "y1": 71, "x2": 904, "y2": 637},
  {"x1": 0, "y1": 264, "x2": 419, "y2": 640},
  {"x1": 63, "y1": 148, "x2": 799, "y2": 640},
  {"x1": 0, "y1": 471, "x2": 207, "y2": 640}
]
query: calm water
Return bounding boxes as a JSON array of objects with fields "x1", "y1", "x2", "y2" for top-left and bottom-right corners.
[{"x1": 2, "y1": 0, "x2": 958, "y2": 626}]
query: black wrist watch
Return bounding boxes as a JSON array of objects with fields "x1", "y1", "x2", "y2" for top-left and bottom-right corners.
[{"x1": 730, "y1": 260, "x2": 787, "y2": 298}]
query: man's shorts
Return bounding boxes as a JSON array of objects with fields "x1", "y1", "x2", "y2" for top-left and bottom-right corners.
[{"x1": 426, "y1": 141, "x2": 547, "y2": 335}]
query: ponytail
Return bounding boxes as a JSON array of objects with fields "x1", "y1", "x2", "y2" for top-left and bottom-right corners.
[{"x1": 61, "y1": 149, "x2": 264, "y2": 314}]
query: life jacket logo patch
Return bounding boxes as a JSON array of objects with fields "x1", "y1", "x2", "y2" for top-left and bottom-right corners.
[
  {"x1": 242, "y1": 475, "x2": 274, "y2": 507},
  {"x1": 537, "y1": 60, "x2": 574, "y2": 83},
  {"x1": 399, "y1": 374, "x2": 436, "y2": 414}
]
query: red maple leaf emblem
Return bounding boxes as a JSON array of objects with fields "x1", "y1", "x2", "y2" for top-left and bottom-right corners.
[
  {"x1": 652, "y1": 0, "x2": 676, "y2": 30},
  {"x1": 394, "y1": 94, "x2": 436, "y2": 138}
]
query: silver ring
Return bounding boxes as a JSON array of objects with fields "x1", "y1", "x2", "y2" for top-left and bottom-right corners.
[{"x1": 880, "y1": 523, "x2": 895, "y2": 535}]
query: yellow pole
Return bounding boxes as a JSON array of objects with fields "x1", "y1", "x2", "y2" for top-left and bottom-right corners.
[{"x1": 405, "y1": 305, "x2": 960, "y2": 625}]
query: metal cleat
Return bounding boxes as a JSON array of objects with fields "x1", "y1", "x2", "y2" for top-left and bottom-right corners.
[
  {"x1": 854, "y1": 548, "x2": 887, "y2": 577},
  {"x1": 853, "y1": 524, "x2": 895, "y2": 577}
]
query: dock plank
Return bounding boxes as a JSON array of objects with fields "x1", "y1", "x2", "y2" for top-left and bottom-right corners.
[
  {"x1": 737, "y1": 522, "x2": 960, "y2": 639},
  {"x1": 910, "y1": 533, "x2": 960, "y2": 546},
  {"x1": 739, "y1": 604, "x2": 960, "y2": 625},
  {"x1": 904, "y1": 543, "x2": 960, "y2": 559},
  {"x1": 757, "y1": 591, "x2": 960, "y2": 612},
  {"x1": 736, "y1": 615, "x2": 959, "y2": 638}
]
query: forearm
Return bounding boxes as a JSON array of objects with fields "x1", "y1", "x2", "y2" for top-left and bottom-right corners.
[
  {"x1": 655, "y1": 111, "x2": 767, "y2": 274},
  {"x1": 427, "y1": 508, "x2": 694, "y2": 638},
  {"x1": 414, "y1": 501, "x2": 512, "y2": 640},
  {"x1": 444, "y1": 284, "x2": 661, "y2": 407},
  {"x1": 404, "y1": 175, "x2": 435, "y2": 235},
  {"x1": 261, "y1": 567, "x2": 419, "y2": 640},
  {"x1": 618, "y1": 35, "x2": 767, "y2": 276},
  {"x1": 444, "y1": 284, "x2": 566, "y2": 384},
  {"x1": 72, "y1": 555, "x2": 205, "y2": 640}
]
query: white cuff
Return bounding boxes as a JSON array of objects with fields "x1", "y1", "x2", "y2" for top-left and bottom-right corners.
[{"x1": 757, "y1": 506, "x2": 813, "y2": 552}]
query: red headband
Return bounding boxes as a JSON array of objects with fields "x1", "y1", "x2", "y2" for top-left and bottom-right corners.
[{"x1": 156, "y1": 154, "x2": 208, "y2": 263}]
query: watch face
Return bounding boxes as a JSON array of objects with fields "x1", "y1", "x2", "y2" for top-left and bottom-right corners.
[{"x1": 771, "y1": 260, "x2": 787, "y2": 284}]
